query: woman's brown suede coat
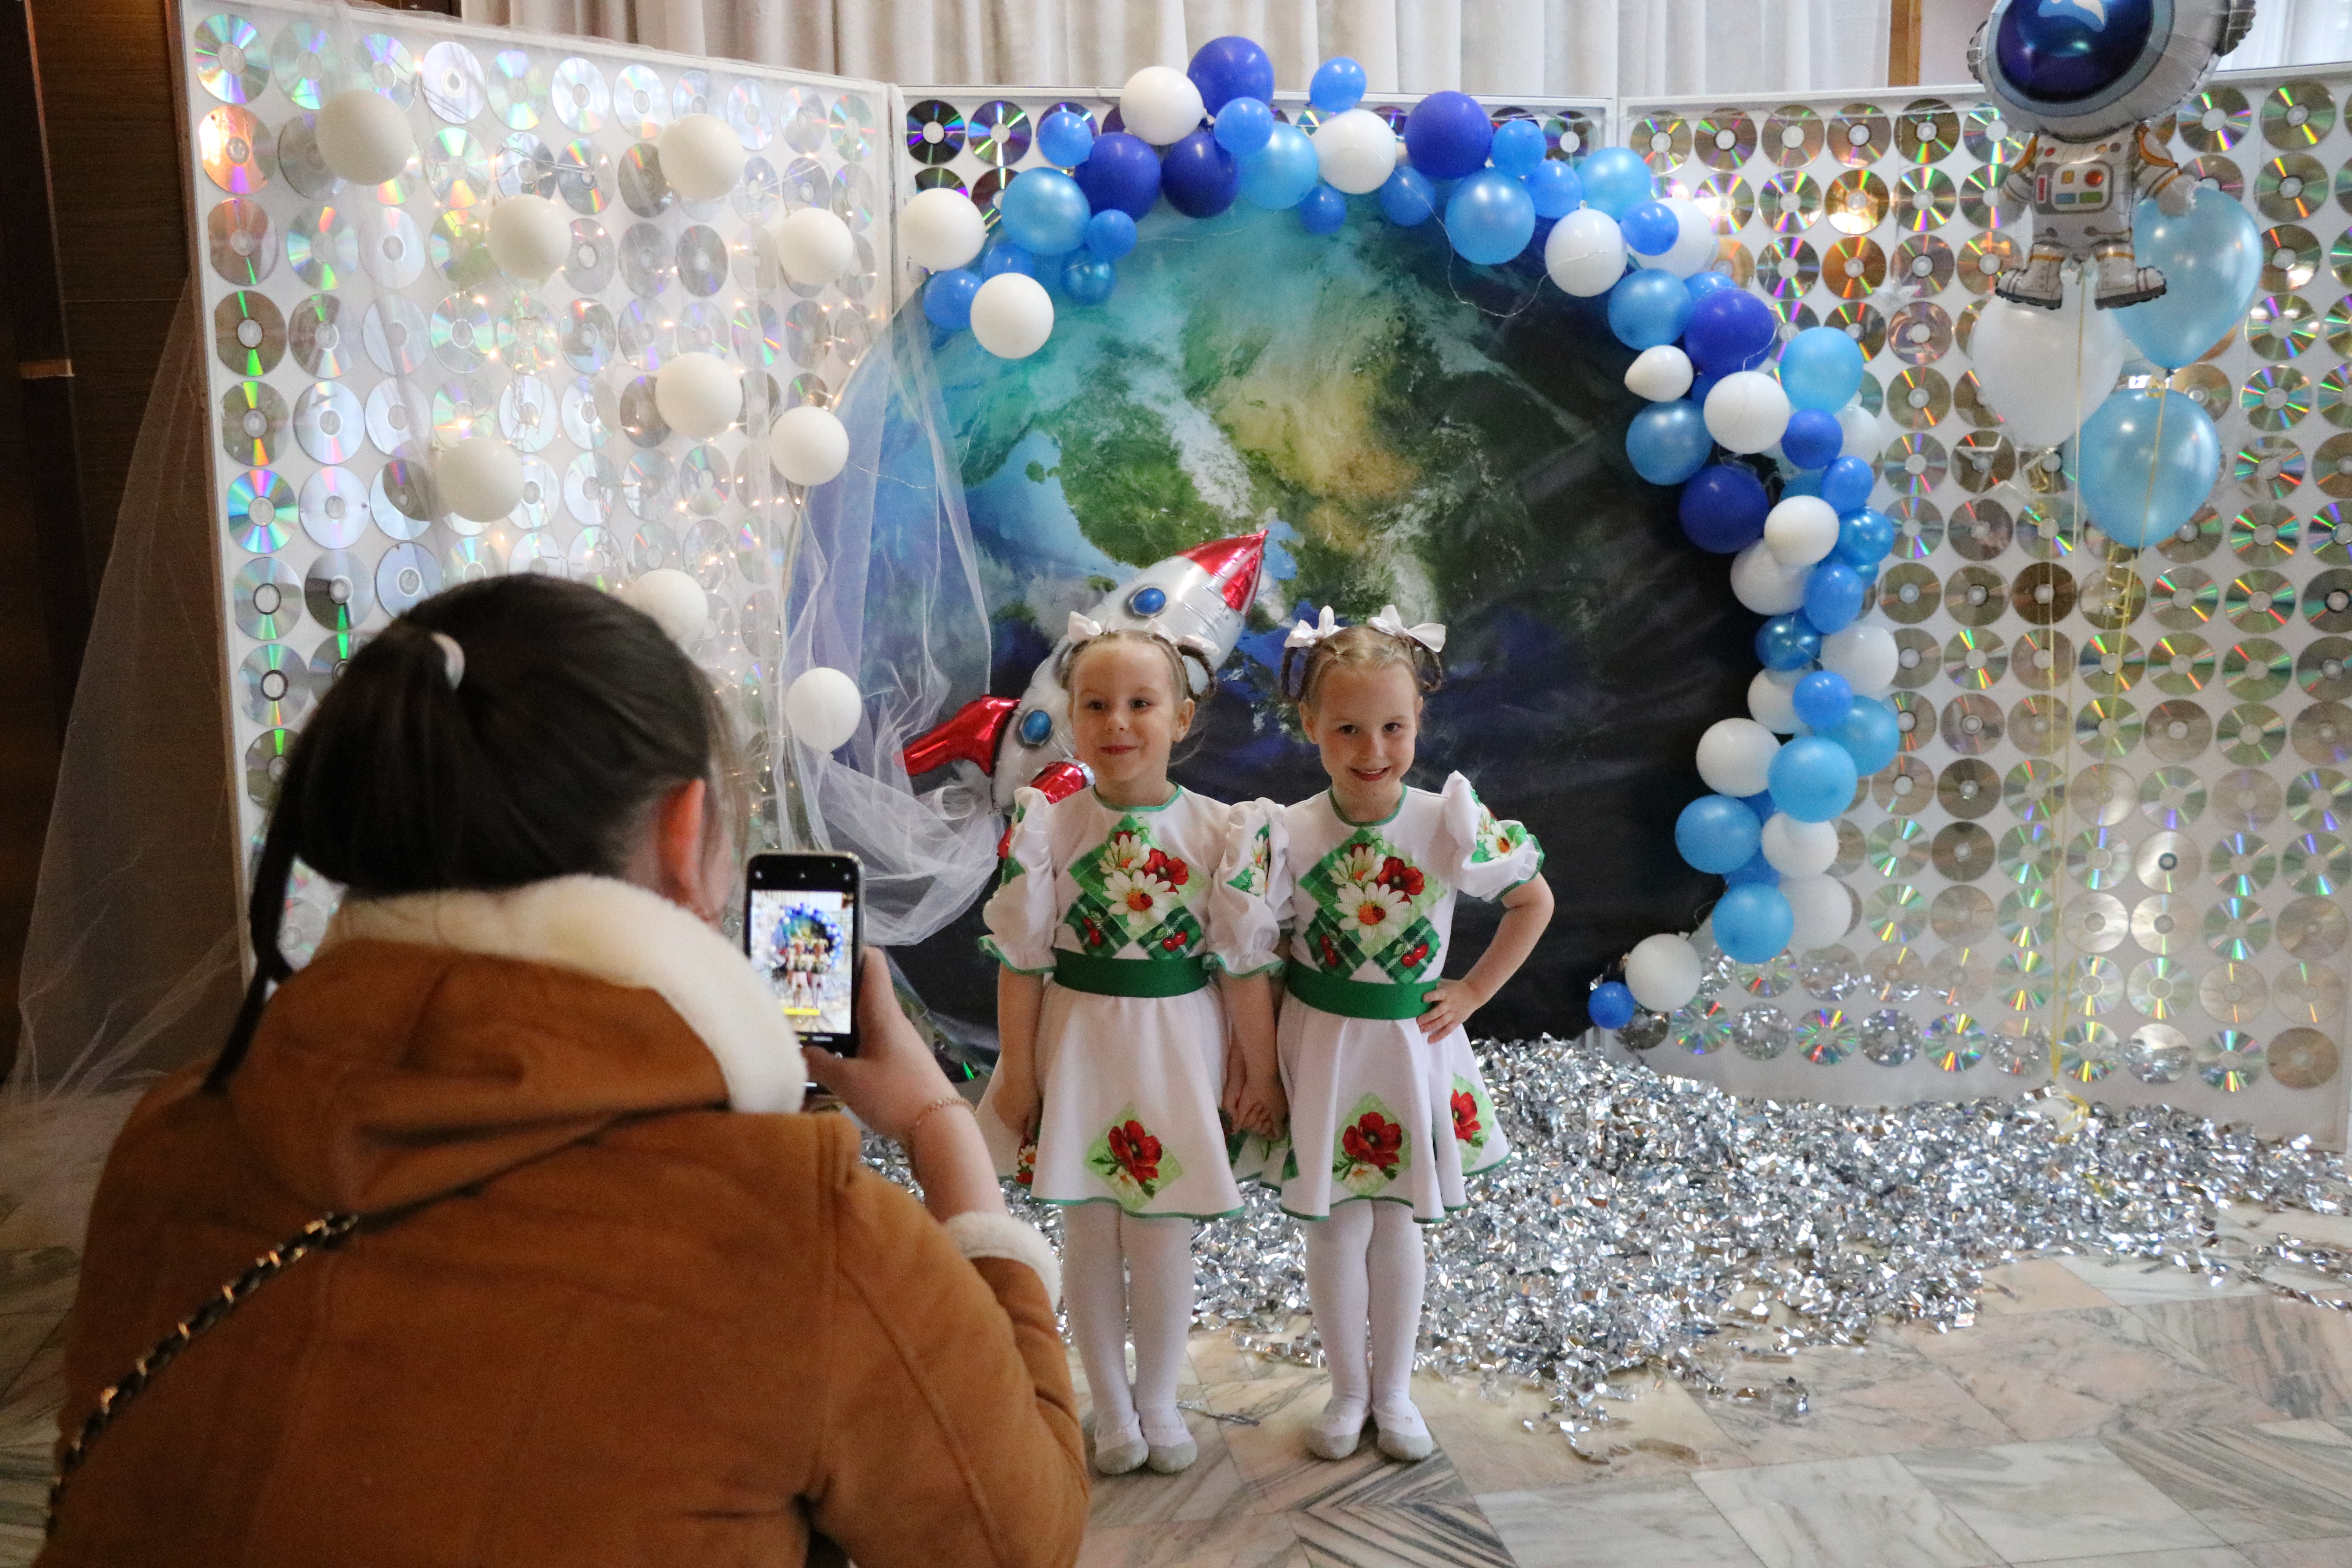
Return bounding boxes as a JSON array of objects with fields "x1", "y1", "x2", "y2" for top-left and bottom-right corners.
[{"x1": 41, "y1": 928, "x2": 1088, "y2": 1566}]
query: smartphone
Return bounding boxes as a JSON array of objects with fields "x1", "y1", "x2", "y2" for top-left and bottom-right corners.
[{"x1": 744, "y1": 851, "x2": 862, "y2": 1055}]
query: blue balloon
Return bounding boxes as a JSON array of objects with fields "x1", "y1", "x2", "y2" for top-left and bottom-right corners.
[
  {"x1": 1309, "y1": 56, "x2": 1367, "y2": 114},
  {"x1": 1769, "y1": 736, "x2": 1859, "y2": 823},
  {"x1": 1060, "y1": 252, "x2": 1116, "y2": 305},
  {"x1": 980, "y1": 241, "x2": 1034, "y2": 279},
  {"x1": 2113, "y1": 194, "x2": 2265, "y2": 369},
  {"x1": 1781, "y1": 409, "x2": 1844, "y2": 470},
  {"x1": 1802, "y1": 561, "x2": 1866, "y2": 636},
  {"x1": 1782, "y1": 468, "x2": 1824, "y2": 498},
  {"x1": 1084, "y1": 208, "x2": 1137, "y2": 260},
  {"x1": 1679, "y1": 463, "x2": 1770, "y2": 554},
  {"x1": 1075, "y1": 132, "x2": 1161, "y2": 220},
  {"x1": 1236, "y1": 122, "x2": 1320, "y2": 210},
  {"x1": 1714, "y1": 884, "x2": 1794, "y2": 964},
  {"x1": 1684, "y1": 270, "x2": 1739, "y2": 305},
  {"x1": 1818, "y1": 455, "x2": 1874, "y2": 514},
  {"x1": 1036, "y1": 109, "x2": 1095, "y2": 169},
  {"x1": 1833, "y1": 506, "x2": 1895, "y2": 566},
  {"x1": 1828, "y1": 696, "x2": 1900, "y2": 777},
  {"x1": 1723, "y1": 848, "x2": 1781, "y2": 888},
  {"x1": 1490, "y1": 117, "x2": 1545, "y2": 176},
  {"x1": 1403, "y1": 91, "x2": 1494, "y2": 180},
  {"x1": 1188, "y1": 35, "x2": 1275, "y2": 113},
  {"x1": 922, "y1": 267, "x2": 980, "y2": 330},
  {"x1": 1620, "y1": 200, "x2": 1677, "y2": 256},
  {"x1": 1756, "y1": 613, "x2": 1822, "y2": 671},
  {"x1": 1626, "y1": 400, "x2": 1712, "y2": 485},
  {"x1": 1791, "y1": 670, "x2": 1853, "y2": 731},
  {"x1": 1689, "y1": 370, "x2": 1723, "y2": 408},
  {"x1": 1379, "y1": 166, "x2": 1437, "y2": 226},
  {"x1": 2073, "y1": 388, "x2": 2221, "y2": 548},
  {"x1": 1299, "y1": 183, "x2": 1347, "y2": 235},
  {"x1": 1682, "y1": 288, "x2": 1777, "y2": 374},
  {"x1": 1676, "y1": 793, "x2": 1763, "y2": 875},
  {"x1": 1740, "y1": 791, "x2": 1776, "y2": 821},
  {"x1": 1523, "y1": 160, "x2": 1582, "y2": 219},
  {"x1": 1579, "y1": 147, "x2": 1654, "y2": 218},
  {"x1": 996, "y1": 167, "x2": 1091, "y2": 256},
  {"x1": 1212, "y1": 95, "x2": 1274, "y2": 156},
  {"x1": 1607, "y1": 269, "x2": 1692, "y2": 351},
  {"x1": 1589, "y1": 981, "x2": 1637, "y2": 1031},
  {"x1": 1160, "y1": 130, "x2": 1238, "y2": 218},
  {"x1": 1445, "y1": 171, "x2": 1535, "y2": 265},
  {"x1": 1779, "y1": 326, "x2": 1865, "y2": 411}
]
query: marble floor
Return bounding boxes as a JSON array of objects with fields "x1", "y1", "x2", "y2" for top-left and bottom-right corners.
[{"x1": 3, "y1": 1232, "x2": 2351, "y2": 1566}]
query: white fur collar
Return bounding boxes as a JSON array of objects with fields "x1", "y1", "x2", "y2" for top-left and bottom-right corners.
[{"x1": 319, "y1": 876, "x2": 806, "y2": 1114}]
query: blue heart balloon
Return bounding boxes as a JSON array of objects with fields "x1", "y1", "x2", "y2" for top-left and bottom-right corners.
[
  {"x1": 2113, "y1": 194, "x2": 2264, "y2": 370},
  {"x1": 2073, "y1": 388, "x2": 2220, "y2": 548}
]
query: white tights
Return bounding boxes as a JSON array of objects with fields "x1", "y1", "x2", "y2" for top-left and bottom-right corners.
[
  {"x1": 1303, "y1": 1203, "x2": 1427, "y2": 1421},
  {"x1": 1061, "y1": 1205, "x2": 1195, "y2": 1441}
]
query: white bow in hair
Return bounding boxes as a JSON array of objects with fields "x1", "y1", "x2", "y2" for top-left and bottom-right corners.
[
  {"x1": 1066, "y1": 611, "x2": 1105, "y2": 643},
  {"x1": 1283, "y1": 605, "x2": 1340, "y2": 650},
  {"x1": 1369, "y1": 605, "x2": 1446, "y2": 653}
]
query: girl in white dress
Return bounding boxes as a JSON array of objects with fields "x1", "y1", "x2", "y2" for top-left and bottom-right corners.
[
  {"x1": 978, "y1": 618, "x2": 1283, "y2": 1478},
  {"x1": 1214, "y1": 608, "x2": 1552, "y2": 1463}
]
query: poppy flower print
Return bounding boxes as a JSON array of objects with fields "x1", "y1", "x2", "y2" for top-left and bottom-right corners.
[
  {"x1": 1331, "y1": 1093, "x2": 1411, "y2": 1196},
  {"x1": 1063, "y1": 812, "x2": 1205, "y2": 959},
  {"x1": 1297, "y1": 825, "x2": 1441, "y2": 978},
  {"x1": 1087, "y1": 1105, "x2": 1186, "y2": 1209},
  {"x1": 1452, "y1": 1075, "x2": 1499, "y2": 1161}
]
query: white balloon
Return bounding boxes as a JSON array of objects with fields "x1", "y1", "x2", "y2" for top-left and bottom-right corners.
[
  {"x1": 1969, "y1": 278, "x2": 2125, "y2": 447},
  {"x1": 1695, "y1": 717, "x2": 1781, "y2": 797},
  {"x1": 769, "y1": 206, "x2": 857, "y2": 287},
  {"x1": 1311, "y1": 108, "x2": 1399, "y2": 195},
  {"x1": 618, "y1": 568, "x2": 709, "y2": 646},
  {"x1": 1632, "y1": 198, "x2": 1717, "y2": 278},
  {"x1": 1703, "y1": 371, "x2": 1792, "y2": 454},
  {"x1": 784, "y1": 666, "x2": 864, "y2": 751},
  {"x1": 653, "y1": 352, "x2": 740, "y2": 441},
  {"x1": 1837, "y1": 401, "x2": 1879, "y2": 459},
  {"x1": 659, "y1": 112, "x2": 744, "y2": 200},
  {"x1": 1544, "y1": 209, "x2": 1626, "y2": 297},
  {"x1": 898, "y1": 186, "x2": 986, "y2": 271},
  {"x1": 485, "y1": 194, "x2": 570, "y2": 282},
  {"x1": 969, "y1": 272, "x2": 1055, "y2": 359},
  {"x1": 1760, "y1": 813, "x2": 1840, "y2": 877},
  {"x1": 1782, "y1": 876, "x2": 1855, "y2": 953},
  {"x1": 1748, "y1": 667, "x2": 1802, "y2": 733},
  {"x1": 315, "y1": 88, "x2": 414, "y2": 186},
  {"x1": 435, "y1": 436, "x2": 523, "y2": 523},
  {"x1": 1624, "y1": 344, "x2": 1693, "y2": 402},
  {"x1": 1119, "y1": 65, "x2": 1206, "y2": 146},
  {"x1": 1764, "y1": 494, "x2": 1840, "y2": 566},
  {"x1": 769, "y1": 404, "x2": 850, "y2": 486},
  {"x1": 1624, "y1": 933, "x2": 1703, "y2": 1014},
  {"x1": 1730, "y1": 540, "x2": 1811, "y2": 615},
  {"x1": 1820, "y1": 622, "x2": 1900, "y2": 696}
]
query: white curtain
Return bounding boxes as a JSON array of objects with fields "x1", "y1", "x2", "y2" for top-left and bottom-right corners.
[
  {"x1": 2230, "y1": 0, "x2": 2352, "y2": 71},
  {"x1": 464, "y1": 0, "x2": 1894, "y2": 100}
]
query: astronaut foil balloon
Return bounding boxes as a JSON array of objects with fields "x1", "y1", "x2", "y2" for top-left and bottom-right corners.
[{"x1": 1969, "y1": 0, "x2": 2256, "y2": 309}]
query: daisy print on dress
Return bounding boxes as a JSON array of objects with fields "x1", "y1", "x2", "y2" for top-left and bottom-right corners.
[
  {"x1": 1467, "y1": 795, "x2": 1529, "y2": 866},
  {"x1": 1298, "y1": 831, "x2": 1441, "y2": 982},
  {"x1": 1331, "y1": 1093, "x2": 1411, "y2": 1197},
  {"x1": 1225, "y1": 821, "x2": 1272, "y2": 898},
  {"x1": 1064, "y1": 816, "x2": 1205, "y2": 959},
  {"x1": 1088, "y1": 1107, "x2": 1185, "y2": 1209}
]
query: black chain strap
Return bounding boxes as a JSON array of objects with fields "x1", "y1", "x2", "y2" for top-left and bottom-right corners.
[{"x1": 47, "y1": 1211, "x2": 363, "y2": 1537}]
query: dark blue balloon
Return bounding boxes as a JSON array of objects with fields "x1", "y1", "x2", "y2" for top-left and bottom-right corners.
[
  {"x1": 1074, "y1": 132, "x2": 1162, "y2": 220},
  {"x1": 1828, "y1": 696, "x2": 1900, "y2": 776},
  {"x1": 1523, "y1": 160, "x2": 1581, "y2": 219},
  {"x1": 980, "y1": 241, "x2": 1034, "y2": 278},
  {"x1": 1679, "y1": 463, "x2": 1770, "y2": 554},
  {"x1": 1676, "y1": 793, "x2": 1763, "y2": 875},
  {"x1": 1187, "y1": 35, "x2": 1275, "y2": 113},
  {"x1": 1626, "y1": 400, "x2": 1712, "y2": 485},
  {"x1": 1994, "y1": 0, "x2": 2152, "y2": 104},
  {"x1": 1723, "y1": 848, "x2": 1780, "y2": 888},
  {"x1": 1756, "y1": 613, "x2": 1822, "y2": 671},
  {"x1": 1682, "y1": 288, "x2": 1778, "y2": 374},
  {"x1": 1791, "y1": 670, "x2": 1853, "y2": 731},
  {"x1": 1833, "y1": 506, "x2": 1896, "y2": 567},
  {"x1": 1379, "y1": 166, "x2": 1437, "y2": 226},
  {"x1": 922, "y1": 268, "x2": 980, "y2": 330},
  {"x1": 1309, "y1": 56, "x2": 1367, "y2": 113},
  {"x1": 1402, "y1": 91, "x2": 1493, "y2": 180},
  {"x1": 1036, "y1": 109, "x2": 1095, "y2": 169},
  {"x1": 1740, "y1": 791, "x2": 1777, "y2": 822},
  {"x1": 1298, "y1": 183, "x2": 1347, "y2": 234},
  {"x1": 1684, "y1": 270, "x2": 1739, "y2": 305},
  {"x1": 1084, "y1": 208, "x2": 1138, "y2": 260},
  {"x1": 1159, "y1": 130, "x2": 1238, "y2": 218},
  {"x1": 1818, "y1": 455, "x2": 1873, "y2": 514},
  {"x1": 1689, "y1": 369, "x2": 1723, "y2": 407},
  {"x1": 1589, "y1": 980, "x2": 1637, "y2": 1031},
  {"x1": 1607, "y1": 269, "x2": 1692, "y2": 351},
  {"x1": 1060, "y1": 252, "x2": 1116, "y2": 305},
  {"x1": 1620, "y1": 200, "x2": 1678, "y2": 256},
  {"x1": 1802, "y1": 561, "x2": 1866, "y2": 636},
  {"x1": 1780, "y1": 408, "x2": 1844, "y2": 470}
]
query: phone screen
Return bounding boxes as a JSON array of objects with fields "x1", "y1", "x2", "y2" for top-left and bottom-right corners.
[{"x1": 745, "y1": 857, "x2": 860, "y2": 1053}]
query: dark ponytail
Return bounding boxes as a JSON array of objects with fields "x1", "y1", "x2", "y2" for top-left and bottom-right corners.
[{"x1": 207, "y1": 575, "x2": 735, "y2": 1090}]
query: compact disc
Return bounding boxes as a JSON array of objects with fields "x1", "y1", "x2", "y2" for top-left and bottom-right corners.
[
  {"x1": 2189, "y1": 154, "x2": 2244, "y2": 200},
  {"x1": 1895, "y1": 98, "x2": 1958, "y2": 163},
  {"x1": 568, "y1": 525, "x2": 621, "y2": 589},
  {"x1": 375, "y1": 543, "x2": 443, "y2": 617},
  {"x1": 1887, "y1": 302, "x2": 1952, "y2": 365},
  {"x1": 1828, "y1": 101, "x2": 1886, "y2": 166},
  {"x1": 2249, "y1": 292, "x2": 2320, "y2": 359},
  {"x1": 2007, "y1": 695, "x2": 2068, "y2": 757},
  {"x1": 1945, "y1": 500, "x2": 2010, "y2": 562},
  {"x1": 2267, "y1": 1027, "x2": 2339, "y2": 1089},
  {"x1": 1957, "y1": 232, "x2": 2018, "y2": 297},
  {"x1": 2126, "y1": 1024, "x2": 2192, "y2": 1084},
  {"x1": 1930, "y1": 882, "x2": 1996, "y2": 944},
  {"x1": 494, "y1": 297, "x2": 557, "y2": 377},
  {"x1": 554, "y1": 57, "x2": 610, "y2": 134},
  {"x1": 617, "y1": 300, "x2": 674, "y2": 369},
  {"x1": 2204, "y1": 896, "x2": 2272, "y2": 961},
  {"x1": 495, "y1": 375, "x2": 556, "y2": 453},
  {"x1": 1631, "y1": 114, "x2": 1690, "y2": 172},
  {"x1": 2220, "y1": 638, "x2": 2291, "y2": 706},
  {"x1": 2061, "y1": 892, "x2": 2128, "y2": 954},
  {"x1": 287, "y1": 293, "x2": 351, "y2": 378},
  {"x1": 2004, "y1": 759, "x2": 2065, "y2": 823},
  {"x1": 219, "y1": 380, "x2": 287, "y2": 467},
  {"x1": 200, "y1": 103, "x2": 271, "y2": 194},
  {"x1": 618, "y1": 220, "x2": 673, "y2": 298},
  {"x1": 287, "y1": 203, "x2": 359, "y2": 287},
  {"x1": 2257, "y1": 154, "x2": 2327, "y2": 222},
  {"x1": 560, "y1": 376, "x2": 607, "y2": 449},
  {"x1": 356, "y1": 33, "x2": 418, "y2": 107},
  {"x1": 1891, "y1": 690, "x2": 1936, "y2": 752},
  {"x1": 2128, "y1": 957, "x2": 2190, "y2": 1018},
  {"x1": 243, "y1": 729, "x2": 293, "y2": 809},
  {"x1": 2013, "y1": 629, "x2": 2074, "y2": 691},
  {"x1": 1932, "y1": 820, "x2": 1995, "y2": 881},
  {"x1": 299, "y1": 467, "x2": 368, "y2": 549},
  {"x1": 622, "y1": 447, "x2": 674, "y2": 519},
  {"x1": 1758, "y1": 172, "x2": 1822, "y2": 234},
  {"x1": 1881, "y1": 435, "x2": 1949, "y2": 499},
  {"x1": 495, "y1": 132, "x2": 558, "y2": 200},
  {"x1": 237, "y1": 643, "x2": 310, "y2": 729},
  {"x1": 206, "y1": 198, "x2": 275, "y2": 287},
  {"x1": 968, "y1": 100, "x2": 1030, "y2": 167},
  {"x1": 2288, "y1": 767, "x2": 2352, "y2": 831},
  {"x1": 1763, "y1": 103, "x2": 1823, "y2": 167},
  {"x1": 2262, "y1": 80, "x2": 2336, "y2": 151},
  {"x1": 565, "y1": 218, "x2": 614, "y2": 292},
  {"x1": 2136, "y1": 831, "x2": 2200, "y2": 892},
  {"x1": 2067, "y1": 956, "x2": 2124, "y2": 1016},
  {"x1": 2322, "y1": 373, "x2": 2352, "y2": 434},
  {"x1": 554, "y1": 138, "x2": 611, "y2": 214},
  {"x1": 276, "y1": 113, "x2": 342, "y2": 199},
  {"x1": 1928, "y1": 759, "x2": 1995, "y2": 820},
  {"x1": 1938, "y1": 692, "x2": 1999, "y2": 754},
  {"x1": 566, "y1": 451, "x2": 620, "y2": 526},
  {"x1": 1823, "y1": 169, "x2": 1890, "y2": 236},
  {"x1": 223, "y1": 468, "x2": 292, "y2": 554},
  {"x1": 905, "y1": 98, "x2": 965, "y2": 165},
  {"x1": 1957, "y1": 165, "x2": 2025, "y2": 231},
  {"x1": 2131, "y1": 895, "x2": 2184, "y2": 955},
  {"x1": 1944, "y1": 626, "x2": 2005, "y2": 688},
  {"x1": 1753, "y1": 239, "x2": 1820, "y2": 313},
  {"x1": 2209, "y1": 830, "x2": 2275, "y2": 895},
  {"x1": 2152, "y1": 566, "x2": 2217, "y2": 629},
  {"x1": 430, "y1": 376, "x2": 494, "y2": 444},
  {"x1": 2183, "y1": 85, "x2": 2251, "y2": 151},
  {"x1": 1891, "y1": 626, "x2": 1940, "y2": 687},
  {"x1": 365, "y1": 382, "x2": 428, "y2": 459},
  {"x1": 2076, "y1": 563, "x2": 2145, "y2": 630},
  {"x1": 363, "y1": 294, "x2": 430, "y2": 376},
  {"x1": 554, "y1": 301, "x2": 613, "y2": 378},
  {"x1": 443, "y1": 536, "x2": 506, "y2": 585},
  {"x1": 292, "y1": 381, "x2": 364, "y2": 465},
  {"x1": 2058, "y1": 1022, "x2": 2114, "y2": 1082},
  {"x1": 2143, "y1": 698, "x2": 2213, "y2": 762},
  {"x1": 1944, "y1": 566, "x2": 2003, "y2": 627},
  {"x1": 509, "y1": 531, "x2": 563, "y2": 576},
  {"x1": 1691, "y1": 108, "x2": 1755, "y2": 171},
  {"x1": 1997, "y1": 822, "x2": 2058, "y2": 885},
  {"x1": 1892, "y1": 233, "x2": 1955, "y2": 297},
  {"x1": 2139, "y1": 766, "x2": 2207, "y2": 830},
  {"x1": 2284, "y1": 831, "x2": 2351, "y2": 895},
  {"x1": 2307, "y1": 569, "x2": 2352, "y2": 633},
  {"x1": 2200, "y1": 965, "x2": 2268, "y2": 1027},
  {"x1": 303, "y1": 549, "x2": 375, "y2": 633},
  {"x1": 2219, "y1": 701, "x2": 2286, "y2": 765},
  {"x1": 2067, "y1": 825, "x2": 2135, "y2": 890},
  {"x1": 430, "y1": 290, "x2": 495, "y2": 374},
  {"x1": 273, "y1": 21, "x2": 338, "y2": 111},
  {"x1": 2010, "y1": 563, "x2": 2077, "y2": 624},
  {"x1": 212, "y1": 289, "x2": 283, "y2": 377},
  {"x1": 422, "y1": 40, "x2": 486, "y2": 124},
  {"x1": 678, "y1": 224, "x2": 728, "y2": 296},
  {"x1": 485, "y1": 48, "x2": 547, "y2": 131},
  {"x1": 369, "y1": 453, "x2": 435, "y2": 541},
  {"x1": 671, "y1": 67, "x2": 713, "y2": 120},
  {"x1": 361, "y1": 206, "x2": 425, "y2": 288}
]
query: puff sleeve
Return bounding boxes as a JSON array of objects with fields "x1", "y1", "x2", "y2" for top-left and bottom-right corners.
[
  {"x1": 1207, "y1": 798, "x2": 1290, "y2": 977},
  {"x1": 1439, "y1": 772, "x2": 1545, "y2": 902},
  {"x1": 979, "y1": 788, "x2": 1060, "y2": 974}
]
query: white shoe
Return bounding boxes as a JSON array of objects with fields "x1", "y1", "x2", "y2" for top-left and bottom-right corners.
[
  {"x1": 1140, "y1": 1407, "x2": 1197, "y2": 1473},
  {"x1": 1372, "y1": 1398, "x2": 1434, "y2": 1463},
  {"x1": 1093, "y1": 1414, "x2": 1149, "y2": 1475},
  {"x1": 1305, "y1": 1395, "x2": 1367, "y2": 1461}
]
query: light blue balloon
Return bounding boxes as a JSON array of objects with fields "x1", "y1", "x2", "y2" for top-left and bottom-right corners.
[
  {"x1": 1309, "y1": 56, "x2": 1367, "y2": 113},
  {"x1": 1445, "y1": 171, "x2": 1535, "y2": 265},
  {"x1": 1827, "y1": 697, "x2": 1899, "y2": 776},
  {"x1": 1036, "y1": 109, "x2": 1095, "y2": 169},
  {"x1": 2073, "y1": 388, "x2": 2221, "y2": 548},
  {"x1": 1236, "y1": 122, "x2": 1320, "y2": 210},
  {"x1": 2114, "y1": 194, "x2": 2265, "y2": 370},
  {"x1": 1060, "y1": 252, "x2": 1116, "y2": 305},
  {"x1": 1523, "y1": 160, "x2": 1581, "y2": 219},
  {"x1": 1379, "y1": 167, "x2": 1437, "y2": 227},
  {"x1": 1778, "y1": 326, "x2": 1865, "y2": 411},
  {"x1": 1715, "y1": 884, "x2": 1794, "y2": 964},
  {"x1": 1802, "y1": 561, "x2": 1865, "y2": 636},
  {"x1": 1083, "y1": 209, "x2": 1137, "y2": 260},
  {"x1": 996, "y1": 167, "x2": 1090, "y2": 256},
  {"x1": 1579, "y1": 147, "x2": 1654, "y2": 218},
  {"x1": 1212, "y1": 96, "x2": 1274, "y2": 157},
  {"x1": 1607, "y1": 269, "x2": 1692, "y2": 351},
  {"x1": 1768, "y1": 736, "x2": 1858, "y2": 823},
  {"x1": 1489, "y1": 118, "x2": 1545, "y2": 176},
  {"x1": 1676, "y1": 794, "x2": 1762, "y2": 875},
  {"x1": 1626, "y1": 400, "x2": 1711, "y2": 485}
]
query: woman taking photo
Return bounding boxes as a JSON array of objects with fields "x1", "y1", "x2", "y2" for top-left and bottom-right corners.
[{"x1": 41, "y1": 575, "x2": 1088, "y2": 1567}]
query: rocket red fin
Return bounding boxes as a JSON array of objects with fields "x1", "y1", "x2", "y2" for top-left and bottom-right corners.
[
  {"x1": 903, "y1": 696, "x2": 1018, "y2": 777},
  {"x1": 1029, "y1": 761, "x2": 1091, "y2": 803},
  {"x1": 1178, "y1": 530, "x2": 1267, "y2": 613}
]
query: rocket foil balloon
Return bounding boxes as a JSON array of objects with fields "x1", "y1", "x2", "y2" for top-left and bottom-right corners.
[
  {"x1": 1969, "y1": 0, "x2": 2256, "y2": 309},
  {"x1": 904, "y1": 530, "x2": 1268, "y2": 810}
]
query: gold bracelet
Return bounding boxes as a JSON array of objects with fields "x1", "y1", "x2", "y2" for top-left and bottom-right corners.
[{"x1": 898, "y1": 1092, "x2": 971, "y2": 1147}]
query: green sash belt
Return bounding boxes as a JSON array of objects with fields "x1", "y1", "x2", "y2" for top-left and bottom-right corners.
[
  {"x1": 1283, "y1": 961, "x2": 1431, "y2": 1020},
  {"x1": 1053, "y1": 951, "x2": 1210, "y2": 998}
]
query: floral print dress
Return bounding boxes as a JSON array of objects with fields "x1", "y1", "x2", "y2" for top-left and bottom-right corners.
[
  {"x1": 975, "y1": 784, "x2": 1246, "y2": 1220},
  {"x1": 1211, "y1": 773, "x2": 1544, "y2": 1223}
]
